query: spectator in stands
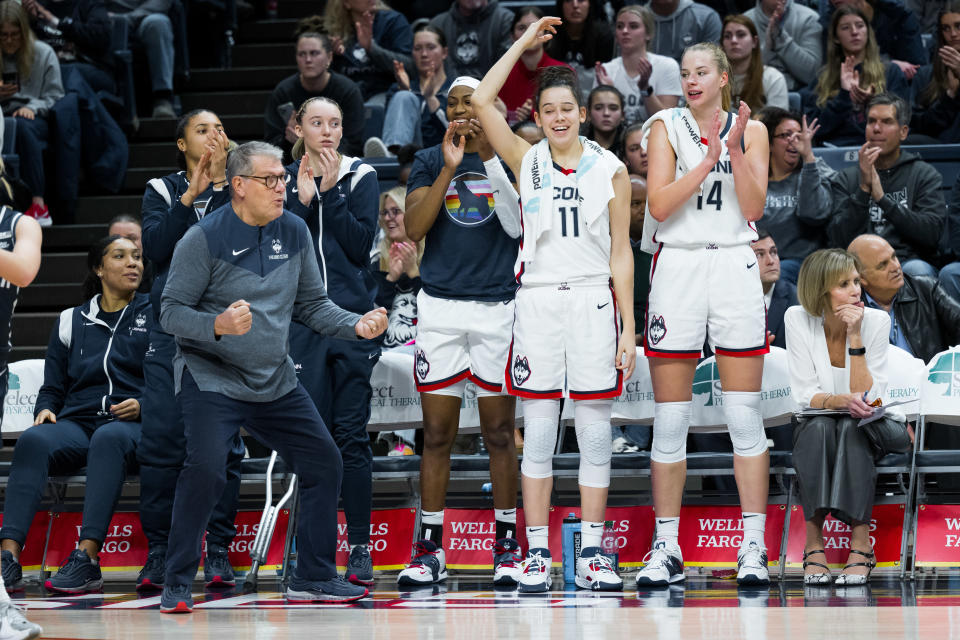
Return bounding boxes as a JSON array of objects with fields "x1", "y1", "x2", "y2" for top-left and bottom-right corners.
[
  {"x1": 722, "y1": 15, "x2": 789, "y2": 111},
  {"x1": 395, "y1": 142, "x2": 420, "y2": 185},
  {"x1": 0, "y1": 192, "x2": 41, "y2": 637},
  {"x1": 786, "y1": 248, "x2": 910, "y2": 586},
  {"x1": 819, "y1": 0, "x2": 928, "y2": 77},
  {"x1": 322, "y1": 1, "x2": 413, "y2": 102},
  {"x1": 497, "y1": 7, "x2": 568, "y2": 125},
  {"x1": 595, "y1": 5, "x2": 681, "y2": 126},
  {"x1": 753, "y1": 230, "x2": 798, "y2": 349},
  {"x1": 744, "y1": 0, "x2": 823, "y2": 91},
  {"x1": 136, "y1": 109, "x2": 242, "y2": 592},
  {"x1": 580, "y1": 85, "x2": 625, "y2": 155},
  {"x1": 108, "y1": 213, "x2": 154, "y2": 292},
  {"x1": 373, "y1": 185, "x2": 421, "y2": 456},
  {"x1": 620, "y1": 122, "x2": 647, "y2": 177},
  {"x1": 802, "y1": 6, "x2": 908, "y2": 147},
  {"x1": 364, "y1": 23, "x2": 452, "y2": 157},
  {"x1": 911, "y1": 2, "x2": 960, "y2": 144},
  {"x1": 0, "y1": 1, "x2": 63, "y2": 227},
  {"x1": 629, "y1": 175, "x2": 650, "y2": 343},
  {"x1": 647, "y1": 0, "x2": 722, "y2": 62},
  {"x1": 756, "y1": 107, "x2": 833, "y2": 285},
  {"x1": 907, "y1": 0, "x2": 948, "y2": 36},
  {"x1": 285, "y1": 96, "x2": 383, "y2": 587},
  {"x1": 828, "y1": 94, "x2": 955, "y2": 297},
  {"x1": 264, "y1": 28, "x2": 364, "y2": 159},
  {"x1": 430, "y1": 0, "x2": 514, "y2": 78},
  {"x1": 848, "y1": 234, "x2": 960, "y2": 360},
  {"x1": 0, "y1": 235, "x2": 150, "y2": 594},
  {"x1": 544, "y1": 0, "x2": 614, "y2": 99},
  {"x1": 104, "y1": 0, "x2": 178, "y2": 117},
  {"x1": 22, "y1": 0, "x2": 113, "y2": 93}
]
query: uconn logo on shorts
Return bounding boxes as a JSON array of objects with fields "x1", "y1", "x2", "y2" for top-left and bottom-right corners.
[
  {"x1": 512, "y1": 354, "x2": 531, "y2": 386},
  {"x1": 415, "y1": 349, "x2": 430, "y2": 381},
  {"x1": 648, "y1": 315, "x2": 667, "y2": 345},
  {"x1": 444, "y1": 172, "x2": 497, "y2": 228}
]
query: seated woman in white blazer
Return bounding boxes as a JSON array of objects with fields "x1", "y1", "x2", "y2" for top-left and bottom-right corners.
[{"x1": 785, "y1": 248, "x2": 910, "y2": 587}]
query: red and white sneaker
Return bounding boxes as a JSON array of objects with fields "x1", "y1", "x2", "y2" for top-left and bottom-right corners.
[
  {"x1": 517, "y1": 548, "x2": 552, "y2": 593},
  {"x1": 24, "y1": 203, "x2": 51, "y2": 227}
]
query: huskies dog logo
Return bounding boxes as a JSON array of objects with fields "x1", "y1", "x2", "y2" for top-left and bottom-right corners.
[
  {"x1": 512, "y1": 355, "x2": 531, "y2": 386},
  {"x1": 415, "y1": 349, "x2": 430, "y2": 381},
  {"x1": 648, "y1": 315, "x2": 667, "y2": 345},
  {"x1": 272, "y1": 238, "x2": 282, "y2": 253}
]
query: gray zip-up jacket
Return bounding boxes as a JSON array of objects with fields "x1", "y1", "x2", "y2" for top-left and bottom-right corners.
[
  {"x1": 646, "y1": 0, "x2": 722, "y2": 62},
  {"x1": 161, "y1": 203, "x2": 362, "y2": 402},
  {"x1": 757, "y1": 157, "x2": 835, "y2": 261},
  {"x1": 745, "y1": 0, "x2": 823, "y2": 91}
]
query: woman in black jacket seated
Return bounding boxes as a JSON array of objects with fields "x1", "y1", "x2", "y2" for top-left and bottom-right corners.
[
  {"x1": 0, "y1": 235, "x2": 150, "y2": 594},
  {"x1": 910, "y1": 2, "x2": 960, "y2": 143}
]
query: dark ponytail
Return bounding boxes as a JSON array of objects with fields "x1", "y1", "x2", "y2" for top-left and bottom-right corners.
[{"x1": 535, "y1": 65, "x2": 581, "y2": 111}]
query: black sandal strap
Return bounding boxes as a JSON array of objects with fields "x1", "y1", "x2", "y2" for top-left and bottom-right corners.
[
  {"x1": 803, "y1": 549, "x2": 830, "y2": 571},
  {"x1": 843, "y1": 549, "x2": 877, "y2": 571}
]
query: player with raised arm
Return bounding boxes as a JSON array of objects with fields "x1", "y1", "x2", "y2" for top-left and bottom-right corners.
[{"x1": 473, "y1": 16, "x2": 635, "y2": 592}]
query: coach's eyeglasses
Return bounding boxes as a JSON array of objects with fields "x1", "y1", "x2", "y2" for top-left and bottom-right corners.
[
  {"x1": 772, "y1": 131, "x2": 801, "y2": 141},
  {"x1": 240, "y1": 174, "x2": 286, "y2": 189},
  {"x1": 380, "y1": 207, "x2": 403, "y2": 219}
]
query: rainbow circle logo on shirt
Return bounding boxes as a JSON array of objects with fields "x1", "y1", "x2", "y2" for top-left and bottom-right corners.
[{"x1": 444, "y1": 172, "x2": 496, "y2": 228}]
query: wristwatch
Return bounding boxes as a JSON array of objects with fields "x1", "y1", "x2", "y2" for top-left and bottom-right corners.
[{"x1": 848, "y1": 347, "x2": 866, "y2": 356}]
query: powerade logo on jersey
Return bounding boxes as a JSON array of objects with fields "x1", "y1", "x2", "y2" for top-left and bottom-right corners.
[
  {"x1": 928, "y1": 352, "x2": 960, "y2": 397},
  {"x1": 693, "y1": 361, "x2": 722, "y2": 407},
  {"x1": 444, "y1": 172, "x2": 496, "y2": 227}
]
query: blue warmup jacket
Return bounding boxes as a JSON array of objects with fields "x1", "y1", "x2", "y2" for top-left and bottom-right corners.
[
  {"x1": 36, "y1": 293, "x2": 153, "y2": 421},
  {"x1": 284, "y1": 156, "x2": 380, "y2": 315},
  {"x1": 141, "y1": 172, "x2": 232, "y2": 324}
]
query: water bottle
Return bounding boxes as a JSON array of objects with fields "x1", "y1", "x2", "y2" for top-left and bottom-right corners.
[
  {"x1": 562, "y1": 512, "x2": 580, "y2": 584},
  {"x1": 601, "y1": 521, "x2": 620, "y2": 572}
]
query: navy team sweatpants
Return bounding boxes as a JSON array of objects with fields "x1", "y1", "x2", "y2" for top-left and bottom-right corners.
[{"x1": 164, "y1": 369, "x2": 343, "y2": 586}]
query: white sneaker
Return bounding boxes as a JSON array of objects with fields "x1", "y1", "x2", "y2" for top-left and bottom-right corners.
[
  {"x1": 517, "y1": 548, "x2": 552, "y2": 593},
  {"x1": 397, "y1": 540, "x2": 447, "y2": 586},
  {"x1": 635, "y1": 540, "x2": 685, "y2": 587},
  {"x1": 363, "y1": 136, "x2": 390, "y2": 158},
  {"x1": 736, "y1": 541, "x2": 770, "y2": 586},
  {"x1": 0, "y1": 602, "x2": 41, "y2": 640},
  {"x1": 575, "y1": 546, "x2": 623, "y2": 591}
]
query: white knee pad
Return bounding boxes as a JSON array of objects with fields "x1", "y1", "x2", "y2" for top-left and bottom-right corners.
[
  {"x1": 651, "y1": 401, "x2": 692, "y2": 463},
  {"x1": 520, "y1": 399, "x2": 560, "y2": 479},
  {"x1": 574, "y1": 400, "x2": 613, "y2": 488},
  {"x1": 723, "y1": 391, "x2": 767, "y2": 457}
]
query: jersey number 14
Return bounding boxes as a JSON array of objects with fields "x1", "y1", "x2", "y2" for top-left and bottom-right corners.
[{"x1": 697, "y1": 182, "x2": 723, "y2": 211}]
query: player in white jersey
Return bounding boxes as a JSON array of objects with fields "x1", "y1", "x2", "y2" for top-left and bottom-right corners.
[
  {"x1": 636, "y1": 42, "x2": 772, "y2": 588},
  {"x1": 475, "y1": 16, "x2": 635, "y2": 593}
]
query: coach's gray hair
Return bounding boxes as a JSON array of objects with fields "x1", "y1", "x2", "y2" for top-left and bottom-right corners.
[{"x1": 226, "y1": 141, "x2": 284, "y2": 182}]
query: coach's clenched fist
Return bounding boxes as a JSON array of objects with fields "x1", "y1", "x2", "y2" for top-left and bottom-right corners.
[
  {"x1": 355, "y1": 307, "x2": 388, "y2": 339},
  {"x1": 215, "y1": 300, "x2": 253, "y2": 336}
]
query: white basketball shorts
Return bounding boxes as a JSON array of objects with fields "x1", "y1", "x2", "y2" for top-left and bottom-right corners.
[
  {"x1": 644, "y1": 244, "x2": 768, "y2": 359},
  {"x1": 413, "y1": 291, "x2": 515, "y2": 394},
  {"x1": 506, "y1": 283, "x2": 622, "y2": 400}
]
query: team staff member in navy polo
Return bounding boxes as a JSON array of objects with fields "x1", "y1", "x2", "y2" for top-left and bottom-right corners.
[
  {"x1": 284, "y1": 96, "x2": 382, "y2": 586},
  {"x1": 1, "y1": 236, "x2": 150, "y2": 596},
  {"x1": 158, "y1": 141, "x2": 387, "y2": 613},
  {"x1": 136, "y1": 109, "x2": 245, "y2": 591},
  {"x1": 396, "y1": 76, "x2": 524, "y2": 587},
  {"x1": 0, "y1": 203, "x2": 43, "y2": 640}
]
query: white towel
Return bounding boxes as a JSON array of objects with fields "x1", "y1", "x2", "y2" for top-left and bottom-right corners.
[
  {"x1": 518, "y1": 136, "x2": 616, "y2": 264},
  {"x1": 639, "y1": 107, "x2": 710, "y2": 254}
]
